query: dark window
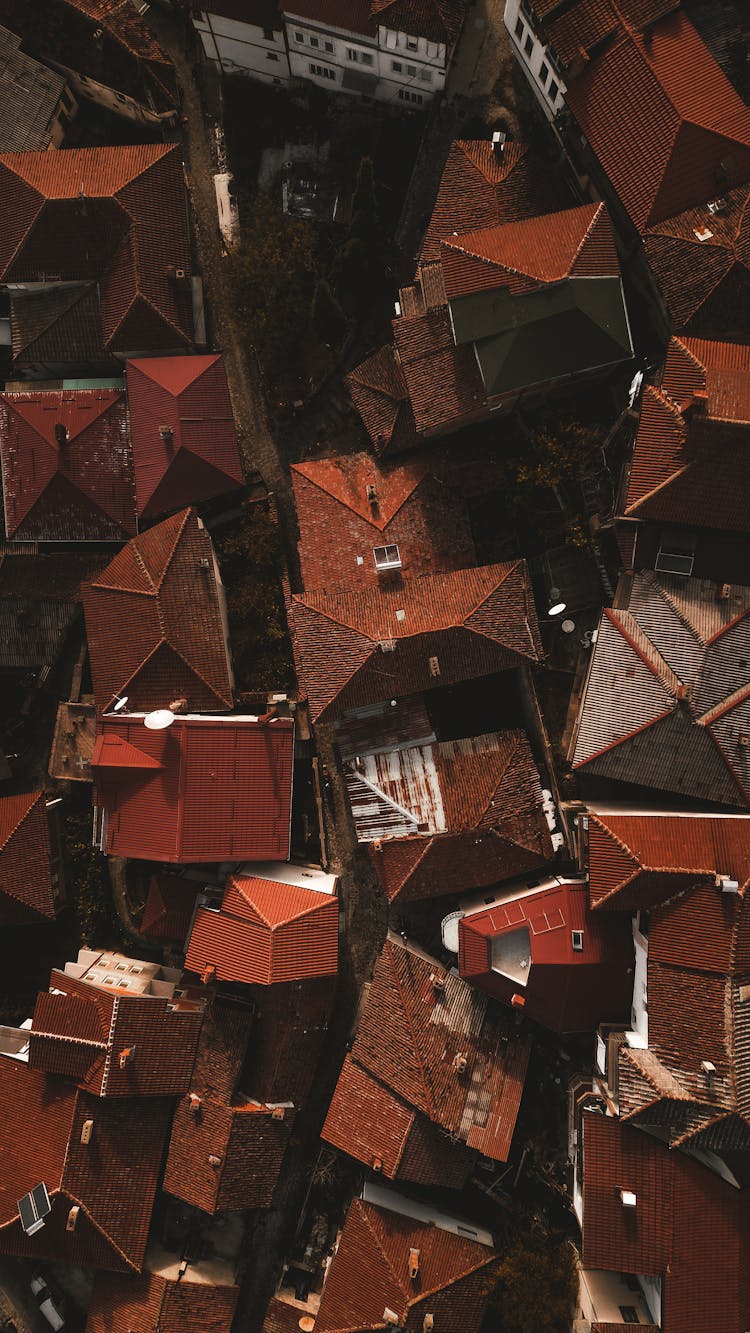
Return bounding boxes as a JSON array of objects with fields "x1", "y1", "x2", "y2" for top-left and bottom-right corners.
[
  {"x1": 392, "y1": 59, "x2": 402, "y2": 71},
  {"x1": 539, "y1": 60, "x2": 549, "y2": 83},
  {"x1": 324, "y1": 39, "x2": 334, "y2": 51},
  {"x1": 361, "y1": 51, "x2": 373, "y2": 65},
  {"x1": 310, "y1": 35, "x2": 319, "y2": 47},
  {"x1": 524, "y1": 33, "x2": 533, "y2": 56},
  {"x1": 294, "y1": 30, "x2": 303, "y2": 41},
  {"x1": 515, "y1": 17, "x2": 524, "y2": 38},
  {"x1": 263, "y1": 26, "x2": 275, "y2": 38},
  {"x1": 406, "y1": 63, "x2": 417, "y2": 75},
  {"x1": 619, "y1": 1310, "x2": 640, "y2": 1325},
  {"x1": 406, "y1": 36, "x2": 418, "y2": 49},
  {"x1": 549, "y1": 78, "x2": 559, "y2": 99},
  {"x1": 266, "y1": 51, "x2": 279, "y2": 60}
]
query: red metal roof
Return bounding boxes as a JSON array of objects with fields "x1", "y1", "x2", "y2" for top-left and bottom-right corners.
[
  {"x1": 330, "y1": 934, "x2": 531, "y2": 1165},
  {"x1": 289, "y1": 560, "x2": 542, "y2": 722},
  {"x1": 86, "y1": 1271, "x2": 239, "y2": 1333},
  {"x1": 0, "y1": 388, "x2": 135, "y2": 542},
  {"x1": 458, "y1": 879, "x2": 633, "y2": 1032},
  {"x1": 0, "y1": 1057, "x2": 171, "y2": 1272},
  {"x1": 291, "y1": 451, "x2": 475, "y2": 592},
  {"x1": 82, "y1": 507, "x2": 234, "y2": 714},
  {"x1": 0, "y1": 791, "x2": 57, "y2": 921},
  {"x1": 565, "y1": 11, "x2": 750, "y2": 232},
  {"x1": 126, "y1": 356, "x2": 243, "y2": 520},
  {"x1": 185, "y1": 874, "x2": 338, "y2": 985},
  {"x1": 581, "y1": 1113, "x2": 750, "y2": 1332},
  {"x1": 0, "y1": 144, "x2": 193, "y2": 352},
  {"x1": 587, "y1": 809, "x2": 750, "y2": 909},
  {"x1": 315, "y1": 1197, "x2": 495, "y2": 1333},
  {"x1": 92, "y1": 714, "x2": 294, "y2": 863},
  {"x1": 140, "y1": 872, "x2": 203, "y2": 941}
]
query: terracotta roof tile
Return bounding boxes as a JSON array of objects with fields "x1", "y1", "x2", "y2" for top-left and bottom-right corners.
[
  {"x1": 92, "y1": 713, "x2": 295, "y2": 863},
  {"x1": 370, "y1": 0, "x2": 466, "y2": 44},
  {"x1": 126, "y1": 356, "x2": 243, "y2": 520},
  {"x1": 0, "y1": 791, "x2": 57, "y2": 921},
  {"x1": 346, "y1": 344, "x2": 417, "y2": 453},
  {"x1": 164, "y1": 1093, "x2": 294, "y2": 1213},
  {"x1": 565, "y1": 12, "x2": 750, "y2": 231},
  {"x1": 289, "y1": 560, "x2": 542, "y2": 722},
  {"x1": 83, "y1": 508, "x2": 234, "y2": 714},
  {"x1": 140, "y1": 872, "x2": 203, "y2": 942},
  {"x1": 0, "y1": 388, "x2": 135, "y2": 542},
  {"x1": 390, "y1": 306, "x2": 487, "y2": 437},
  {"x1": 644, "y1": 183, "x2": 750, "y2": 335},
  {"x1": 86, "y1": 1270, "x2": 239, "y2": 1333},
  {"x1": 10, "y1": 283, "x2": 107, "y2": 368},
  {"x1": 315, "y1": 1197, "x2": 495, "y2": 1333},
  {"x1": 587, "y1": 809, "x2": 750, "y2": 909}
]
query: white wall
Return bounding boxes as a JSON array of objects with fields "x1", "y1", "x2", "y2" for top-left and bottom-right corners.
[
  {"x1": 195, "y1": 10, "x2": 291, "y2": 82},
  {"x1": 628, "y1": 915, "x2": 648, "y2": 1047},
  {"x1": 503, "y1": 0, "x2": 566, "y2": 121}
]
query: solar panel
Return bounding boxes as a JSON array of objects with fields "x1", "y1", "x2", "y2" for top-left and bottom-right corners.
[{"x1": 17, "y1": 1181, "x2": 51, "y2": 1236}]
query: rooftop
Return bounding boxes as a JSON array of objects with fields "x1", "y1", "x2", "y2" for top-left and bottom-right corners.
[
  {"x1": 0, "y1": 791, "x2": 59, "y2": 923},
  {"x1": 0, "y1": 25, "x2": 67, "y2": 153},
  {"x1": 86, "y1": 1269, "x2": 239, "y2": 1333}
]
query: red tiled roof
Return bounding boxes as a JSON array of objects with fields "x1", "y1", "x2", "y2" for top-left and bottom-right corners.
[
  {"x1": 391, "y1": 306, "x2": 487, "y2": 437},
  {"x1": 439, "y1": 202, "x2": 618, "y2": 300},
  {"x1": 571, "y1": 572, "x2": 750, "y2": 806},
  {"x1": 0, "y1": 1058, "x2": 171, "y2": 1272},
  {"x1": 92, "y1": 713, "x2": 294, "y2": 862},
  {"x1": 289, "y1": 560, "x2": 542, "y2": 722},
  {"x1": 587, "y1": 810, "x2": 750, "y2": 910},
  {"x1": 420, "y1": 140, "x2": 566, "y2": 267},
  {"x1": 140, "y1": 872, "x2": 203, "y2": 941},
  {"x1": 581, "y1": 1113, "x2": 750, "y2": 1332},
  {"x1": 458, "y1": 878, "x2": 633, "y2": 1032},
  {"x1": 624, "y1": 338, "x2": 750, "y2": 533},
  {"x1": 291, "y1": 452, "x2": 475, "y2": 592},
  {"x1": 537, "y1": 0, "x2": 679, "y2": 67},
  {"x1": 86, "y1": 1271, "x2": 239, "y2": 1333},
  {"x1": 322, "y1": 1053, "x2": 474, "y2": 1187},
  {"x1": 565, "y1": 11, "x2": 750, "y2": 232},
  {"x1": 644, "y1": 182, "x2": 750, "y2": 335},
  {"x1": 282, "y1": 0, "x2": 376, "y2": 36},
  {"x1": 334, "y1": 934, "x2": 532, "y2": 1164},
  {"x1": 29, "y1": 968, "x2": 203, "y2": 1097},
  {"x1": 261, "y1": 1298, "x2": 306, "y2": 1333},
  {"x1": 83, "y1": 507, "x2": 234, "y2": 714},
  {"x1": 64, "y1": 0, "x2": 174, "y2": 70},
  {"x1": 315, "y1": 1197, "x2": 495, "y2": 1333},
  {"x1": 126, "y1": 356, "x2": 244, "y2": 520},
  {"x1": 370, "y1": 0, "x2": 466, "y2": 46},
  {"x1": 185, "y1": 874, "x2": 338, "y2": 985},
  {"x1": 0, "y1": 144, "x2": 193, "y2": 353},
  {"x1": 346, "y1": 345, "x2": 417, "y2": 454},
  {"x1": 0, "y1": 791, "x2": 57, "y2": 921},
  {"x1": 0, "y1": 388, "x2": 135, "y2": 542}
]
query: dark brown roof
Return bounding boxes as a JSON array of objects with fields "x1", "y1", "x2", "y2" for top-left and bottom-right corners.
[
  {"x1": 0, "y1": 791, "x2": 58, "y2": 921},
  {"x1": 86, "y1": 1270, "x2": 239, "y2": 1333},
  {"x1": 644, "y1": 183, "x2": 750, "y2": 336},
  {"x1": 346, "y1": 345, "x2": 417, "y2": 453},
  {"x1": 10, "y1": 283, "x2": 108, "y2": 369}
]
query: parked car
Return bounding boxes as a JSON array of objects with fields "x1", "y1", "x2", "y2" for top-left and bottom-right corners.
[{"x1": 30, "y1": 1276, "x2": 64, "y2": 1331}]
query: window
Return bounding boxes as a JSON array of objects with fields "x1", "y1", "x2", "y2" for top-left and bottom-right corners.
[
  {"x1": 524, "y1": 33, "x2": 533, "y2": 56},
  {"x1": 549, "y1": 78, "x2": 559, "y2": 99},
  {"x1": 571, "y1": 930, "x2": 584, "y2": 951},
  {"x1": 515, "y1": 17, "x2": 524, "y2": 38},
  {"x1": 361, "y1": 51, "x2": 373, "y2": 65},
  {"x1": 406, "y1": 36, "x2": 418, "y2": 49},
  {"x1": 392, "y1": 59, "x2": 402, "y2": 71},
  {"x1": 373, "y1": 544, "x2": 402, "y2": 570},
  {"x1": 406, "y1": 63, "x2": 417, "y2": 76},
  {"x1": 263, "y1": 26, "x2": 275, "y2": 38},
  {"x1": 347, "y1": 47, "x2": 357, "y2": 59},
  {"x1": 619, "y1": 1311, "x2": 640, "y2": 1325},
  {"x1": 310, "y1": 62, "x2": 335, "y2": 79},
  {"x1": 539, "y1": 60, "x2": 549, "y2": 84},
  {"x1": 324, "y1": 39, "x2": 334, "y2": 51},
  {"x1": 655, "y1": 528, "x2": 696, "y2": 577},
  {"x1": 397, "y1": 87, "x2": 422, "y2": 103},
  {"x1": 419, "y1": 67, "x2": 431, "y2": 80},
  {"x1": 294, "y1": 30, "x2": 303, "y2": 41},
  {"x1": 267, "y1": 51, "x2": 279, "y2": 59},
  {"x1": 310, "y1": 35, "x2": 319, "y2": 47}
]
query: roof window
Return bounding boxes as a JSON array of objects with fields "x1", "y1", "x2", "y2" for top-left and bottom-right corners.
[{"x1": 373, "y1": 544, "x2": 401, "y2": 571}]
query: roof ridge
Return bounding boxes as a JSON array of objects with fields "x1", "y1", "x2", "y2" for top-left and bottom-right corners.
[
  {"x1": 473, "y1": 732, "x2": 524, "y2": 826},
  {"x1": 358, "y1": 1200, "x2": 410, "y2": 1308},
  {"x1": 698, "y1": 680, "x2": 750, "y2": 727},
  {"x1": 570, "y1": 200, "x2": 605, "y2": 269},
  {"x1": 605, "y1": 607, "x2": 683, "y2": 696},
  {"x1": 387, "y1": 942, "x2": 436, "y2": 1119},
  {"x1": 406, "y1": 1252, "x2": 496, "y2": 1312},
  {"x1": 465, "y1": 561, "x2": 540, "y2": 660}
]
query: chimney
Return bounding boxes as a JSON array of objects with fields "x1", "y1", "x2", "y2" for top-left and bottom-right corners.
[
  {"x1": 202, "y1": 965, "x2": 216, "y2": 985},
  {"x1": 429, "y1": 972, "x2": 446, "y2": 993},
  {"x1": 80, "y1": 1119, "x2": 94, "y2": 1145},
  {"x1": 54, "y1": 422, "x2": 69, "y2": 447},
  {"x1": 511, "y1": 992, "x2": 526, "y2": 1009},
  {"x1": 372, "y1": 1156, "x2": 383, "y2": 1172},
  {"x1": 271, "y1": 1106, "x2": 286, "y2": 1121},
  {"x1": 208, "y1": 1154, "x2": 222, "y2": 1168},
  {"x1": 619, "y1": 1189, "x2": 637, "y2": 1208},
  {"x1": 188, "y1": 1092, "x2": 203, "y2": 1114},
  {"x1": 159, "y1": 425, "x2": 174, "y2": 450},
  {"x1": 681, "y1": 389, "x2": 708, "y2": 421},
  {"x1": 383, "y1": 1310, "x2": 400, "y2": 1327},
  {"x1": 491, "y1": 129, "x2": 506, "y2": 159},
  {"x1": 423, "y1": 1318, "x2": 434, "y2": 1333},
  {"x1": 408, "y1": 1248, "x2": 420, "y2": 1281},
  {"x1": 169, "y1": 697, "x2": 189, "y2": 714},
  {"x1": 452, "y1": 1052, "x2": 468, "y2": 1074},
  {"x1": 66, "y1": 1205, "x2": 80, "y2": 1232},
  {"x1": 118, "y1": 1046, "x2": 135, "y2": 1070}
]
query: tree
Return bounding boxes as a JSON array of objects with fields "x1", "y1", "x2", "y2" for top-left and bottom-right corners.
[
  {"x1": 329, "y1": 236, "x2": 369, "y2": 315},
  {"x1": 488, "y1": 1236, "x2": 578, "y2": 1333},
  {"x1": 312, "y1": 278, "x2": 348, "y2": 349},
  {"x1": 215, "y1": 499, "x2": 294, "y2": 693}
]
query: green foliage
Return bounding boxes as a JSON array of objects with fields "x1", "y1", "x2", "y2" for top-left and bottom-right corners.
[
  {"x1": 516, "y1": 418, "x2": 604, "y2": 493},
  {"x1": 226, "y1": 193, "x2": 321, "y2": 381},
  {"x1": 329, "y1": 236, "x2": 369, "y2": 315},
  {"x1": 63, "y1": 811, "x2": 110, "y2": 946},
  {"x1": 486, "y1": 1236, "x2": 578, "y2": 1333},
  {"x1": 312, "y1": 278, "x2": 348, "y2": 349},
  {"x1": 216, "y1": 500, "x2": 294, "y2": 693}
]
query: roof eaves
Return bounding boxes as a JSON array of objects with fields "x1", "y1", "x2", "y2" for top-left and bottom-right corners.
[{"x1": 573, "y1": 706, "x2": 674, "y2": 768}]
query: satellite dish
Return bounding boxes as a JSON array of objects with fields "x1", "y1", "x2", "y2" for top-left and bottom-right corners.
[
  {"x1": 548, "y1": 601, "x2": 567, "y2": 617},
  {"x1": 143, "y1": 709, "x2": 176, "y2": 731},
  {"x1": 113, "y1": 696, "x2": 129, "y2": 713}
]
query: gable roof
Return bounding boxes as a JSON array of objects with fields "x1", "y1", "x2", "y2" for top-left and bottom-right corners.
[
  {"x1": 0, "y1": 388, "x2": 135, "y2": 542},
  {"x1": 346, "y1": 345, "x2": 417, "y2": 454},
  {"x1": 0, "y1": 1057, "x2": 171, "y2": 1272},
  {"x1": 571, "y1": 571, "x2": 750, "y2": 806},
  {"x1": 314, "y1": 1196, "x2": 495, "y2": 1333},
  {"x1": 333, "y1": 934, "x2": 532, "y2": 1163},
  {"x1": 0, "y1": 144, "x2": 192, "y2": 353},
  {"x1": 140, "y1": 872, "x2": 203, "y2": 942},
  {"x1": 581, "y1": 1112, "x2": 750, "y2": 1332},
  {"x1": 535, "y1": 0, "x2": 679, "y2": 67},
  {"x1": 643, "y1": 182, "x2": 750, "y2": 336},
  {"x1": 0, "y1": 791, "x2": 57, "y2": 921},
  {"x1": 283, "y1": 0, "x2": 466, "y2": 44},
  {"x1": 624, "y1": 338, "x2": 750, "y2": 533},
  {"x1": 83, "y1": 507, "x2": 234, "y2": 714},
  {"x1": 564, "y1": 11, "x2": 750, "y2": 232},
  {"x1": 92, "y1": 713, "x2": 295, "y2": 863},
  {"x1": 419, "y1": 139, "x2": 567, "y2": 267},
  {"x1": 126, "y1": 356, "x2": 244, "y2": 520},
  {"x1": 587, "y1": 810, "x2": 750, "y2": 910},
  {"x1": 185, "y1": 873, "x2": 339, "y2": 985},
  {"x1": 86, "y1": 1270, "x2": 239, "y2": 1333},
  {"x1": 29, "y1": 968, "x2": 203, "y2": 1098},
  {"x1": 289, "y1": 560, "x2": 542, "y2": 722},
  {"x1": 10, "y1": 283, "x2": 108, "y2": 369},
  {"x1": 291, "y1": 451, "x2": 475, "y2": 592}
]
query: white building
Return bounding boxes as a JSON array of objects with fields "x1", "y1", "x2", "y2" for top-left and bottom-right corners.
[
  {"x1": 503, "y1": 0, "x2": 566, "y2": 120},
  {"x1": 194, "y1": 0, "x2": 292, "y2": 85}
]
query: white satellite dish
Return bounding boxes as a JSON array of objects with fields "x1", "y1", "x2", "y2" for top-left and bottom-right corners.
[
  {"x1": 113, "y1": 696, "x2": 129, "y2": 713},
  {"x1": 143, "y1": 709, "x2": 176, "y2": 731},
  {"x1": 548, "y1": 601, "x2": 567, "y2": 618}
]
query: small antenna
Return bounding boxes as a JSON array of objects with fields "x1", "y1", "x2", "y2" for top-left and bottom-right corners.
[{"x1": 143, "y1": 709, "x2": 176, "y2": 731}]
